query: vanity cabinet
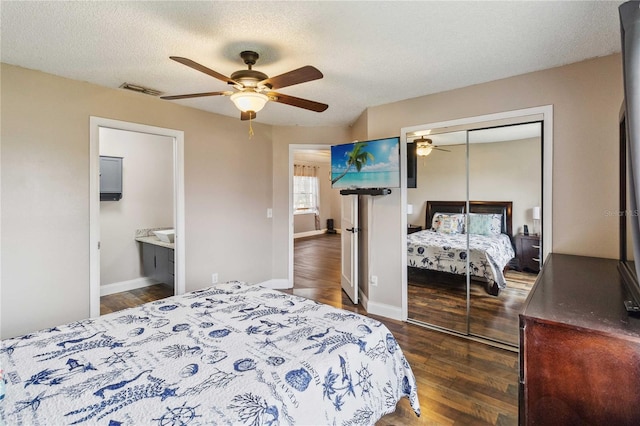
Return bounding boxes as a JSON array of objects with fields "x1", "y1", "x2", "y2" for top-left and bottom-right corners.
[
  {"x1": 519, "y1": 254, "x2": 640, "y2": 425},
  {"x1": 142, "y1": 242, "x2": 174, "y2": 286}
]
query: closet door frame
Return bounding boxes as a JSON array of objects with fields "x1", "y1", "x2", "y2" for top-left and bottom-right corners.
[{"x1": 400, "y1": 105, "x2": 553, "y2": 345}]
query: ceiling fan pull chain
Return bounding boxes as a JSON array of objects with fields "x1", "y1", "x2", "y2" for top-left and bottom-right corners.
[{"x1": 249, "y1": 114, "x2": 255, "y2": 139}]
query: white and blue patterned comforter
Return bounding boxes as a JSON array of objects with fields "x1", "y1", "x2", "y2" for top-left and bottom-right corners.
[
  {"x1": 0, "y1": 282, "x2": 420, "y2": 425},
  {"x1": 407, "y1": 230, "x2": 515, "y2": 289}
]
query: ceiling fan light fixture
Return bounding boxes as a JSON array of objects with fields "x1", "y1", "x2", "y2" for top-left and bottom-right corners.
[
  {"x1": 230, "y1": 91, "x2": 268, "y2": 113},
  {"x1": 416, "y1": 143, "x2": 433, "y2": 157},
  {"x1": 162, "y1": 52, "x2": 327, "y2": 120}
]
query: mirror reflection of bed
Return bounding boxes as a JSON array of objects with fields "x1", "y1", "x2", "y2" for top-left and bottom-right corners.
[
  {"x1": 408, "y1": 201, "x2": 536, "y2": 344},
  {"x1": 406, "y1": 121, "x2": 542, "y2": 347}
]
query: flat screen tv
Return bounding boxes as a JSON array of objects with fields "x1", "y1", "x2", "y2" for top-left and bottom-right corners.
[
  {"x1": 331, "y1": 137, "x2": 400, "y2": 189},
  {"x1": 618, "y1": 0, "x2": 640, "y2": 315}
]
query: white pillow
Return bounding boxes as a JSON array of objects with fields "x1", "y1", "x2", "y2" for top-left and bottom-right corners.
[{"x1": 432, "y1": 213, "x2": 465, "y2": 234}]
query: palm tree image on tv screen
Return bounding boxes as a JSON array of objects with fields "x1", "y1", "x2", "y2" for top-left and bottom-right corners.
[{"x1": 330, "y1": 137, "x2": 400, "y2": 189}]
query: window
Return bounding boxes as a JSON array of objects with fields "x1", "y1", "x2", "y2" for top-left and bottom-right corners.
[
  {"x1": 293, "y1": 164, "x2": 320, "y2": 217},
  {"x1": 293, "y1": 175, "x2": 319, "y2": 214}
]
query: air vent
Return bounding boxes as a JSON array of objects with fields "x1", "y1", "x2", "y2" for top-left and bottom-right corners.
[{"x1": 119, "y1": 83, "x2": 163, "y2": 97}]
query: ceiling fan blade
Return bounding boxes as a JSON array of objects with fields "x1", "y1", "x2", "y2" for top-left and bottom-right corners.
[
  {"x1": 170, "y1": 56, "x2": 239, "y2": 85},
  {"x1": 267, "y1": 92, "x2": 328, "y2": 112},
  {"x1": 260, "y1": 66, "x2": 323, "y2": 90},
  {"x1": 160, "y1": 91, "x2": 230, "y2": 100},
  {"x1": 433, "y1": 147, "x2": 451, "y2": 152},
  {"x1": 241, "y1": 111, "x2": 256, "y2": 121}
]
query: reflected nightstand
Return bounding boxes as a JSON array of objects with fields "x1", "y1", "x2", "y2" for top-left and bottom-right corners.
[
  {"x1": 407, "y1": 225, "x2": 423, "y2": 235},
  {"x1": 515, "y1": 234, "x2": 541, "y2": 273}
]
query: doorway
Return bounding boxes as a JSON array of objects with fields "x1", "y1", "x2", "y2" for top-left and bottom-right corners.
[
  {"x1": 89, "y1": 117, "x2": 185, "y2": 317},
  {"x1": 288, "y1": 144, "x2": 337, "y2": 288}
]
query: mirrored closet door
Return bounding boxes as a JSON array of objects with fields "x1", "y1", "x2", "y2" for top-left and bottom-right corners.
[
  {"x1": 405, "y1": 117, "x2": 543, "y2": 348},
  {"x1": 406, "y1": 130, "x2": 469, "y2": 334},
  {"x1": 467, "y1": 124, "x2": 542, "y2": 346}
]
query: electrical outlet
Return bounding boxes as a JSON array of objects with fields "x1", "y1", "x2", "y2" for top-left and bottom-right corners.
[
  {"x1": 370, "y1": 275, "x2": 378, "y2": 286},
  {"x1": 212, "y1": 273, "x2": 218, "y2": 284},
  {"x1": 267, "y1": 208, "x2": 273, "y2": 218}
]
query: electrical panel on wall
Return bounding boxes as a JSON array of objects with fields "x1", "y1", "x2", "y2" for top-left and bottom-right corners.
[{"x1": 100, "y1": 156, "x2": 123, "y2": 201}]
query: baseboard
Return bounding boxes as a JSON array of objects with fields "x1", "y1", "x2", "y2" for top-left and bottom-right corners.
[
  {"x1": 358, "y1": 289, "x2": 369, "y2": 311},
  {"x1": 100, "y1": 277, "x2": 160, "y2": 296},
  {"x1": 257, "y1": 278, "x2": 293, "y2": 289},
  {"x1": 294, "y1": 229, "x2": 326, "y2": 239},
  {"x1": 294, "y1": 229, "x2": 343, "y2": 239},
  {"x1": 366, "y1": 300, "x2": 402, "y2": 321}
]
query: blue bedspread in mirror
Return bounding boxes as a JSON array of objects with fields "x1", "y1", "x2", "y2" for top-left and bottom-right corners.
[{"x1": 407, "y1": 230, "x2": 515, "y2": 290}]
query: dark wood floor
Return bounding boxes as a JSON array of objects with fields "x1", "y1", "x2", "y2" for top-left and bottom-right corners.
[
  {"x1": 100, "y1": 283, "x2": 173, "y2": 315},
  {"x1": 101, "y1": 234, "x2": 519, "y2": 425},
  {"x1": 408, "y1": 268, "x2": 536, "y2": 346},
  {"x1": 291, "y1": 234, "x2": 518, "y2": 425}
]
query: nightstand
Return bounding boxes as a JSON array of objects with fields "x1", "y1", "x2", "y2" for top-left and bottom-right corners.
[
  {"x1": 515, "y1": 234, "x2": 541, "y2": 273},
  {"x1": 407, "y1": 225, "x2": 423, "y2": 235}
]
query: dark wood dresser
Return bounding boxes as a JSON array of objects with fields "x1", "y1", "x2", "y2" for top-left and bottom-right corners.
[{"x1": 520, "y1": 254, "x2": 640, "y2": 425}]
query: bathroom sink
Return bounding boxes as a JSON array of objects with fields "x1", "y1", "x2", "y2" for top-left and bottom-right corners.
[{"x1": 153, "y1": 229, "x2": 175, "y2": 243}]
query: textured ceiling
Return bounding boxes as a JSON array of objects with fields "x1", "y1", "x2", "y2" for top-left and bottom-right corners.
[{"x1": 0, "y1": 1, "x2": 624, "y2": 127}]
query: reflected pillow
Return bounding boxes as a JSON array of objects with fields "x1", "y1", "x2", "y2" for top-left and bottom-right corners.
[
  {"x1": 432, "y1": 213, "x2": 465, "y2": 234},
  {"x1": 468, "y1": 213, "x2": 502, "y2": 236}
]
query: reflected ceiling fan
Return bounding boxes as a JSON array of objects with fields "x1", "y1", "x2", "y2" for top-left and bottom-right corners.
[
  {"x1": 161, "y1": 51, "x2": 328, "y2": 121},
  {"x1": 412, "y1": 136, "x2": 450, "y2": 156}
]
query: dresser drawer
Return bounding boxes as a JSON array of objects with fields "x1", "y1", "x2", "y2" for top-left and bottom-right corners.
[{"x1": 515, "y1": 234, "x2": 540, "y2": 272}]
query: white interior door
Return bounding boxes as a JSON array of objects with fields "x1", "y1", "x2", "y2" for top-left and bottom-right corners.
[{"x1": 341, "y1": 195, "x2": 358, "y2": 304}]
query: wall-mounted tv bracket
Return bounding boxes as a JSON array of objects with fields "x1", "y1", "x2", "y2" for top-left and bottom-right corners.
[{"x1": 339, "y1": 188, "x2": 392, "y2": 196}]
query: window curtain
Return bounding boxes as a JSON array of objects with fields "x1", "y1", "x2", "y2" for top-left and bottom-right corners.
[{"x1": 293, "y1": 164, "x2": 321, "y2": 230}]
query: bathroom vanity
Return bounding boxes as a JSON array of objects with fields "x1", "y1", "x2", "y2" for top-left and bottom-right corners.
[{"x1": 135, "y1": 229, "x2": 174, "y2": 287}]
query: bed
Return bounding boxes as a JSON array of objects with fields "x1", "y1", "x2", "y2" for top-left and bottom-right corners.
[
  {"x1": 407, "y1": 201, "x2": 516, "y2": 296},
  {"x1": 0, "y1": 282, "x2": 420, "y2": 425}
]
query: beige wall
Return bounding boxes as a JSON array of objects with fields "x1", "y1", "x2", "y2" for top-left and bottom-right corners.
[
  {"x1": 0, "y1": 53, "x2": 624, "y2": 336},
  {"x1": 371, "y1": 54, "x2": 622, "y2": 257},
  {"x1": 409, "y1": 144, "x2": 467, "y2": 226},
  {"x1": 1, "y1": 63, "x2": 275, "y2": 338},
  {"x1": 408, "y1": 138, "x2": 542, "y2": 235},
  {"x1": 294, "y1": 213, "x2": 316, "y2": 233},
  {"x1": 470, "y1": 138, "x2": 541, "y2": 235},
  {"x1": 99, "y1": 128, "x2": 174, "y2": 286},
  {"x1": 358, "y1": 54, "x2": 622, "y2": 313},
  {"x1": 350, "y1": 109, "x2": 369, "y2": 142}
]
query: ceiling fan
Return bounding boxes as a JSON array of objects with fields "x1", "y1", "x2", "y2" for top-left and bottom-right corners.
[
  {"x1": 161, "y1": 51, "x2": 328, "y2": 120},
  {"x1": 411, "y1": 136, "x2": 450, "y2": 156}
]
